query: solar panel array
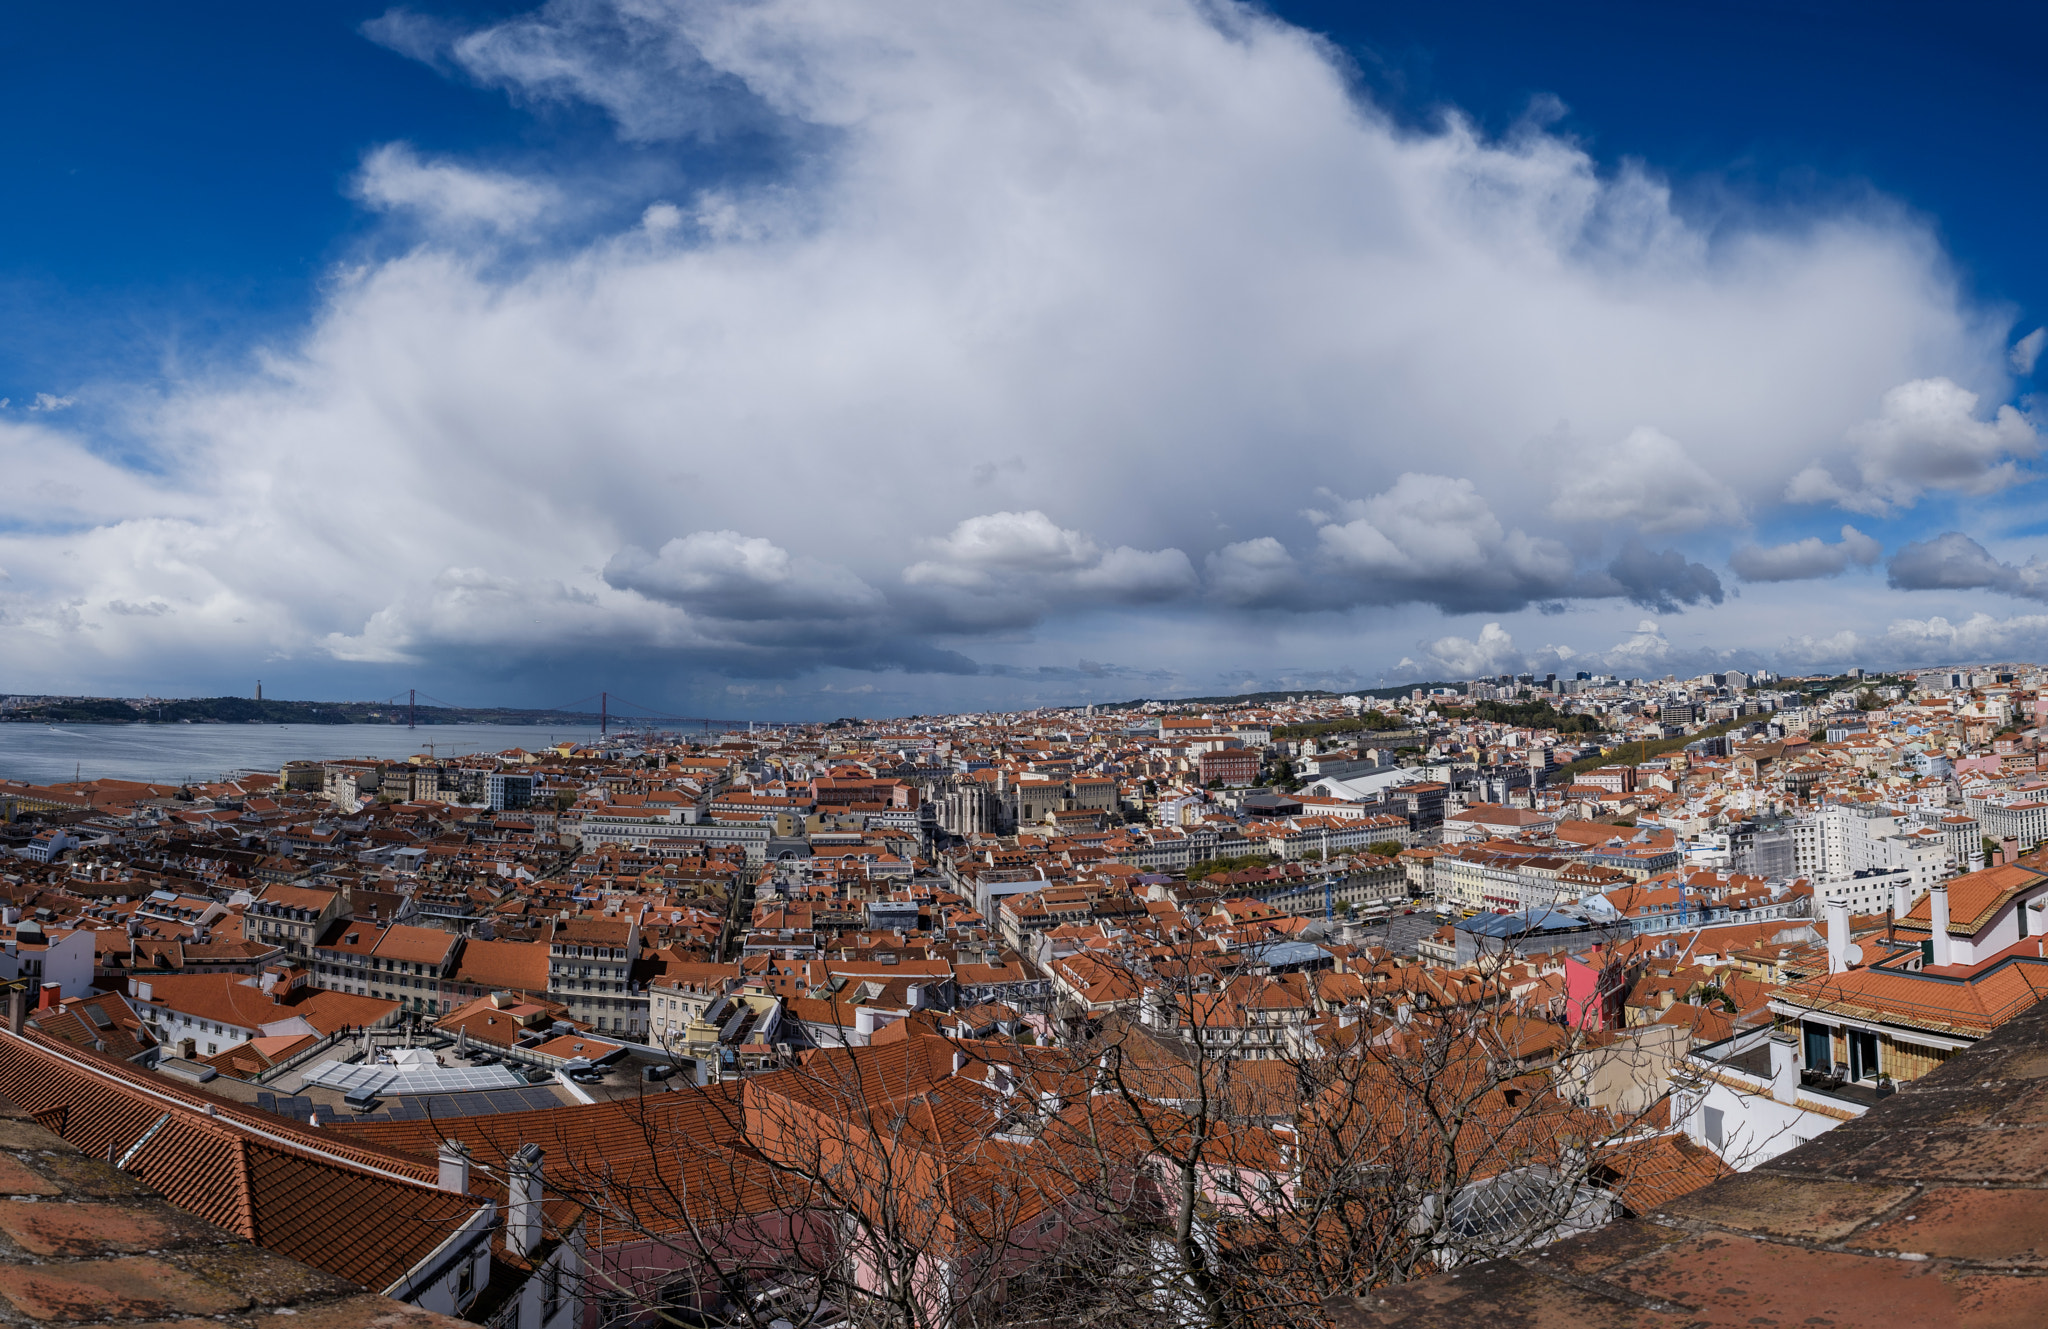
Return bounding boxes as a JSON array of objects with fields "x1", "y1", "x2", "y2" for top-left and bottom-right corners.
[
  {"x1": 366, "y1": 1087, "x2": 564, "y2": 1121},
  {"x1": 254, "y1": 1084, "x2": 563, "y2": 1125},
  {"x1": 254, "y1": 1093, "x2": 348, "y2": 1125},
  {"x1": 301, "y1": 1059, "x2": 527, "y2": 1096}
]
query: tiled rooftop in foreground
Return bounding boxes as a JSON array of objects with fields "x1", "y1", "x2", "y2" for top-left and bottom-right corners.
[
  {"x1": 0, "y1": 1092, "x2": 465, "y2": 1328},
  {"x1": 1328, "y1": 993, "x2": 2048, "y2": 1328}
]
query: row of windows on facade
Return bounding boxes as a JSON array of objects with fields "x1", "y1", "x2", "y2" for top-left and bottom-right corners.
[{"x1": 315, "y1": 955, "x2": 443, "y2": 975}]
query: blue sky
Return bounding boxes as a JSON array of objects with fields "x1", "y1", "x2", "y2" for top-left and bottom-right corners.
[{"x1": 0, "y1": 1, "x2": 2042, "y2": 717}]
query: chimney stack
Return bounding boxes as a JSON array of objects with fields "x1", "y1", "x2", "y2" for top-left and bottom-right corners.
[
  {"x1": 1826, "y1": 899, "x2": 1851, "y2": 974},
  {"x1": 507, "y1": 1143, "x2": 544, "y2": 1257},
  {"x1": 1892, "y1": 879, "x2": 1912, "y2": 919},
  {"x1": 437, "y1": 1139, "x2": 471, "y2": 1195},
  {"x1": 1930, "y1": 884, "x2": 1953, "y2": 967},
  {"x1": 1769, "y1": 1031, "x2": 1798, "y2": 1105}
]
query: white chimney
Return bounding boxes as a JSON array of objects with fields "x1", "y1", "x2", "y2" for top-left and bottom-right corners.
[
  {"x1": 1892, "y1": 879, "x2": 1912, "y2": 918},
  {"x1": 1930, "y1": 884, "x2": 1953, "y2": 967},
  {"x1": 437, "y1": 1139, "x2": 471, "y2": 1195},
  {"x1": 1769, "y1": 1032, "x2": 1798, "y2": 1106},
  {"x1": 1826, "y1": 899, "x2": 1851, "y2": 974},
  {"x1": 507, "y1": 1143, "x2": 544, "y2": 1257}
]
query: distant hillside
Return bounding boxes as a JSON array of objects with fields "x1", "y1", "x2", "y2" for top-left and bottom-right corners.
[
  {"x1": 0, "y1": 695, "x2": 607, "y2": 726},
  {"x1": 1098, "y1": 682, "x2": 1458, "y2": 711}
]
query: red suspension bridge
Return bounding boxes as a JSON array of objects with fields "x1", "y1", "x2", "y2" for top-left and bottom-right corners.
[{"x1": 377, "y1": 688, "x2": 795, "y2": 735}]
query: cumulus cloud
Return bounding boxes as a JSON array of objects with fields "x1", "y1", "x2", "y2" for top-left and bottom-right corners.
[
  {"x1": 1784, "y1": 611, "x2": 2048, "y2": 672},
  {"x1": 1205, "y1": 538, "x2": 1304, "y2": 608},
  {"x1": 1581, "y1": 540, "x2": 1725, "y2": 613},
  {"x1": 1547, "y1": 426, "x2": 1744, "y2": 533},
  {"x1": 0, "y1": 0, "x2": 2023, "y2": 709},
  {"x1": 1226, "y1": 474, "x2": 1722, "y2": 616},
  {"x1": 1786, "y1": 378, "x2": 2040, "y2": 515},
  {"x1": 2014, "y1": 327, "x2": 2046, "y2": 376},
  {"x1": 603, "y1": 529, "x2": 884, "y2": 620},
  {"x1": 1419, "y1": 622, "x2": 1523, "y2": 678},
  {"x1": 903, "y1": 511, "x2": 1196, "y2": 604},
  {"x1": 353, "y1": 142, "x2": 559, "y2": 232},
  {"x1": 1886, "y1": 531, "x2": 2048, "y2": 600},
  {"x1": 1881, "y1": 611, "x2": 2048, "y2": 661},
  {"x1": 1314, "y1": 474, "x2": 1578, "y2": 613},
  {"x1": 1729, "y1": 524, "x2": 1882, "y2": 582},
  {"x1": 1605, "y1": 618, "x2": 1675, "y2": 669}
]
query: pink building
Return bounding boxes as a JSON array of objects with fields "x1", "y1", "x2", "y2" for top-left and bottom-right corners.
[{"x1": 1562, "y1": 944, "x2": 1630, "y2": 1030}]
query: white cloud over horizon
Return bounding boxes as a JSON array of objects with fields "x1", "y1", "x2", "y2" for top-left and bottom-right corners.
[
  {"x1": 1730, "y1": 525, "x2": 1883, "y2": 582},
  {"x1": 0, "y1": 0, "x2": 2038, "y2": 712},
  {"x1": 1785, "y1": 377, "x2": 2040, "y2": 515}
]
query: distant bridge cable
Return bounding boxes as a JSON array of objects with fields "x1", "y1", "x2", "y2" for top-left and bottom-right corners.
[{"x1": 384, "y1": 686, "x2": 796, "y2": 734}]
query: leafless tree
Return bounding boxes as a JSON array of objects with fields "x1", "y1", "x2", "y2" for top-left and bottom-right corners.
[{"x1": 417, "y1": 928, "x2": 1720, "y2": 1329}]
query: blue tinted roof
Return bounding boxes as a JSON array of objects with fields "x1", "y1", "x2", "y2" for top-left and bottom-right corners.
[
  {"x1": 1239, "y1": 940, "x2": 1329, "y2": 965},
  {"x1": 1456, "y1": 909, "x2": 1597, "y2": 938}
]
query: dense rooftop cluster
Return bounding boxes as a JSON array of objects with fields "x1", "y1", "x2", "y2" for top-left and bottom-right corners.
[{"x1": 0, "y1": 660, "x2": 2044, "y2": 1325}]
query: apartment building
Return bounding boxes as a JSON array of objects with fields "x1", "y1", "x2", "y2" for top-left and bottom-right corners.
[
  {"x1": 127, "y1": 965, "x2": 399, "y2": 1059},
  {"x1": 245, "y1": 882, "x2": 345, "y2": 958},
  {"x1": 1971, "y1": 789, "x2": 2048, "y2": 851},
  {"x1": 310, "y1": 921, "x2": 463, "y2": 1015},
  {"x1": 571, "y1": 804, "x2": 772, "y2": 864},
  {"x1": 547, "y1": 916, "x2": 648, "y2": 1037},
  {"x1": 1792, "y1": 802, "x2": 1950, "y2": 902},
  {"x1": 1440, "y1": 803, "x2": 1559, "y2": 845}
]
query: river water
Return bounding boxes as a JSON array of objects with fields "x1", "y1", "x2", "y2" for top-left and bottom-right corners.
[{"x1": 0, "y1": 723, "x2": 613, "y2": 787}]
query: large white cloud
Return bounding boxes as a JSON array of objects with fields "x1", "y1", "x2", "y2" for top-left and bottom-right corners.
[
  {"x1": 1547, "y1": 427, "x2": 1743, "y2": 534},
  {"x1": 1315, "y1": 474, "x2": 1579, "y2": 612},
  {"x1": 1885, "y1": 532, "x2": 2048, "y2": 601},
  {"x1": 900, "y1": 510, "x2": 1197, "y2": 630},
  {"x1": 1730, "y1": 524, "x2": 1882, "y2": 582},
  {"x1": 0, "y1": 0, "x2": 2024, "y2": 707},
  {"x1": 1785, "y1": 377, "x2": 2039, "y2": 515},
  {"x1": 1417, "y1": 622, "x2": 1526, "y2": 678},
  {"x1": 604, "y1": 529, "x2": 884, "y2": 621},
  {"x1": 1783, "y1": 612, "x2": 2048, "y2": 672}
]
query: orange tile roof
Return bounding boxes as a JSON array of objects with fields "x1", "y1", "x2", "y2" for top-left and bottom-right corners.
[
  {"x1": 1897, "y1": 863, "x2": 2046, "y2": 936},
  {"x1": 450, "y1": 938, "x2": 550, "y2": 992},
  {"x1": 0, "y1": 1032, "x2": 505, "y2": 1292},
  {"x1": 135, "y1": 973, "x2": 399, "y2": 1036},
  {"x1": 1775, "y1": 952, "x2": 2048, "y2": 1039},
  {"x1": 370, "y1": 923, "x2": 459, "y2": 964}
]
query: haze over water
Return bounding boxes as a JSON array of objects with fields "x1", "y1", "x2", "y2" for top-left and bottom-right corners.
[{"x1": 0, "y1": 724, "x2": 609, "y2": 787}]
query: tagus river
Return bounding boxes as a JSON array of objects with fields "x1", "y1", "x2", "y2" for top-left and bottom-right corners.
[{"x1": 0, "y1": 723, "x2": 609, "y2": 787}]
